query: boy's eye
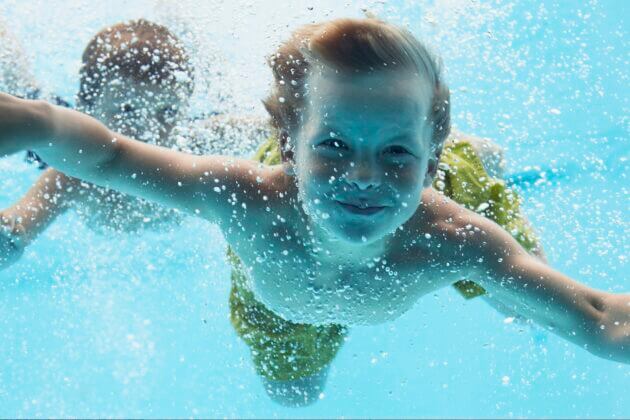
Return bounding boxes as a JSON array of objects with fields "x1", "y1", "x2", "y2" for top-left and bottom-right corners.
[
  {"x1": 320, "y1": 139, "x2": 348, "y2": 150},
  {"x1": 385, "y1": 145, "x2": 412, "y2": 155}
]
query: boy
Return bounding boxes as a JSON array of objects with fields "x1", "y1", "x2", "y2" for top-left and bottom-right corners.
[
  {"x1": 0, "y1": 17, "x2": 627, "y2": 408},
  {"x1": 0, "y1": 19, "x2": 194, "y2": 268}
]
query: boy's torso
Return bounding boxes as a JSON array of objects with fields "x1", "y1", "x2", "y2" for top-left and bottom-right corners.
[{"x1": 223, "y1": 169, "x2": 476, "y2": 326}]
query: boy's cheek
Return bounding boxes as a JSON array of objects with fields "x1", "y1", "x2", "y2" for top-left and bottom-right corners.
[
  {"x1": 297, "y1": 169, "x2": 338, "y2": 211},
  {"x1": 385, "y1": 163, "x2": 424, "y2": 189},
  {"x1": 298, "y1": 157, "x2": 341, "y2": 185}
]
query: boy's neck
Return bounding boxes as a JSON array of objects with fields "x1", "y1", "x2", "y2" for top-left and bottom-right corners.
[{"x1": 302, "y1": 213, "x2": 392, "y2": 265}]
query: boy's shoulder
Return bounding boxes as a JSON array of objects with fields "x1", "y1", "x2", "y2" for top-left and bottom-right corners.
[
  {"x1": 413, "y1": 188, "x2": 528, "y2": 273},
  {"x1": 404, "y1": 188, "x2": 495, "y2": 265},
  {"x1": 220, "y1": 164, "x2": 297, "y2": 229},
  {"x1": 409, "y1": 188, "x2": 470, "y2": 235}
]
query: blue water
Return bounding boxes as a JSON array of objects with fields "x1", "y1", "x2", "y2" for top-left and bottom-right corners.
[{"x1": 0, "y1": 0, "x2": 628, "y2": 417}]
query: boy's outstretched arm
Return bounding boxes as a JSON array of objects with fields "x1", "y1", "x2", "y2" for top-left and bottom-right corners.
[
  {"x1": 0, "y1": 94, "x2": 271, "y2": 228},
  {"x1": 0, "y1": 169, "x2": 78, "y2": 270},
  {"x1": 465, "y1": 212, "x2": 630, "y2": 363}
]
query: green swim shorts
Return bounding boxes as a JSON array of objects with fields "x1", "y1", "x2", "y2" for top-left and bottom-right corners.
[{"x1": 228, "y1": 135, "x2": 540, "y2": 381}]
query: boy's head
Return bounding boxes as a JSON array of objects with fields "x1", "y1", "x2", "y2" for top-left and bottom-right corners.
[
  {"x1": 78, "y1": 19, "x2": 194, "y2": 143},
  {"x1": 264, "y1": 18, "x2": 450, "y2": 244}
]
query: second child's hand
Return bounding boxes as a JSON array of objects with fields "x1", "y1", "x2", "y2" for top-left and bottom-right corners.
[
  {"x1": 0, "y1": 93, "x2": 34, "y2": 270},
  {"x1": 0, "y1": 219, "x2": 24, "y2": 271}
]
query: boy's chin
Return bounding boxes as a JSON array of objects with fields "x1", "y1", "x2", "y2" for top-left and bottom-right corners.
[
  {"x1": 301, "y1": 201, "x2": 398, "y2": 245},
  {"x1": 323, "y1": 221, "x2": 391, "y2": 246}
]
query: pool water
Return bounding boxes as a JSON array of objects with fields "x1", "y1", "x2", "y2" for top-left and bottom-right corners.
[{"x1": 0, "y1": 0, "x2": 628, "y2": 417}]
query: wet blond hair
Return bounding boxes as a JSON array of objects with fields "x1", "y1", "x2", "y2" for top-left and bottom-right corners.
[
  {"x1": 78, "y1": 19, "x2": 194, "y2": 107},
  {"x1": 263, "y1": 18, "x2": 450, "y2": 152}
]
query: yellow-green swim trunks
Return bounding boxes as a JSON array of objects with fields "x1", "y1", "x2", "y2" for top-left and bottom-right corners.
[
  {"x1": 229, "y1": 248, "x2": 347, "y2": 382},
  {"x1": 229, "y1": 135, "x2": 540, "y2": 381}
]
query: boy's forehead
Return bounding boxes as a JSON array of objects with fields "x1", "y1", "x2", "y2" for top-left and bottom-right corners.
[
  {"x1": 306, "y1": 69, "x2": 432, "y2": 130},
  {"x1": 308, "y1": 69, "x2": 433, "y2": 118}
]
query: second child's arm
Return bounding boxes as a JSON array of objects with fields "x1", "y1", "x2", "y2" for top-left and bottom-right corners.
[
  {"x1": 0, "y1": 94, "x2": 272, "y2": 227},
  {"x1": 0, "y1": 168, "x2": 78, "y2": 247}
]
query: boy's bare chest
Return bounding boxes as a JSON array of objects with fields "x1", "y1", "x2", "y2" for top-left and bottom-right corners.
[{"x1": 231, "y1": 224, "x2": 456, "y2": 325}]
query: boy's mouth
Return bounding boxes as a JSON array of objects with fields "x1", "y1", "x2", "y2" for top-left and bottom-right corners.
[{"x1": 335, "y1": 200, "x2": 388, "y2": 216}]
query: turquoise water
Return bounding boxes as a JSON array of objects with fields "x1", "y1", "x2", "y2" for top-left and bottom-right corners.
[{"x1": 0, "y1": 0, "x2": 628, "y2": 417}]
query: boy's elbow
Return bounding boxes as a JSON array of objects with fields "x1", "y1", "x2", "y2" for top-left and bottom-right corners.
[
  {"x1": 94, "y1": 136, "x2": 124, "y2": 178},
  {"x1": 39, "y1": 102, "x2": 118, "y2": 175}
]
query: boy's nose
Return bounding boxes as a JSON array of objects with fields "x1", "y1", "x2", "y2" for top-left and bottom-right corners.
[{"x1": 344, "y1": 160, "x2": 381, "y2": 190}]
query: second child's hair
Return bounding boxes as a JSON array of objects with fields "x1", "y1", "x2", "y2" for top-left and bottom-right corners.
[
  {"x1": 263, "y1": 18, "x2": 450, "y2": 150},
  {"x1": 77, "y1": 19, "x2": 194, "y2": 107}
]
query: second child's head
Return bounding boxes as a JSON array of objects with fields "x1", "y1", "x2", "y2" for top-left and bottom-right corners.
[
  {"x1": 78, "y1": 19, "x2": 194, "y2": 144},
  {"x1": 264, "y1": 18, "x2": 450, "y2": 244}
]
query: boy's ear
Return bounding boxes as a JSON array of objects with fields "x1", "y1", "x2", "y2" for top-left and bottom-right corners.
[
  {"x1": 423, "y1": 143, "x2": 444, "y2": 188},
  {"x1": 423, "y1": 158, "x2": 438, "y2": 188},
  {"x1": 278, "y1": 130, "x2": 293, "y2": 162},
  {"x1": 278, "y1": 129, "x2": 296, "y2": 176}
]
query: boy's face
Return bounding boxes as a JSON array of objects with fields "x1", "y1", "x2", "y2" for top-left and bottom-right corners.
[
  {"x1": 91, "y1": 76, "x2": 189, "y2": 145},
  {"x1": 292, "y1": 68, "x2": 436, "y2": 245}
]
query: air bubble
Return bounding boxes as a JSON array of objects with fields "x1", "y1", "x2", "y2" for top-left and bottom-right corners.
[{"x1": 476, "y1": 202, "x2": 490, "y2": 212}]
